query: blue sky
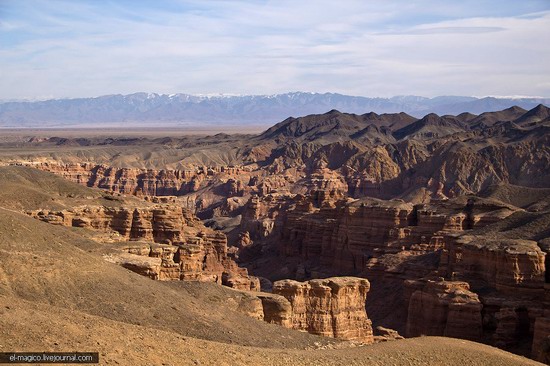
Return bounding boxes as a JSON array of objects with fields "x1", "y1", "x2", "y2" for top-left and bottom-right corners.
[{"x1": 1, "y1": 0, "x2": 549, "y2": 100}]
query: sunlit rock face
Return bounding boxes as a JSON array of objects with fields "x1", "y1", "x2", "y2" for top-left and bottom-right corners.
[{"x1": 272, "y1": 277, "x2": 373, "y2": 343}]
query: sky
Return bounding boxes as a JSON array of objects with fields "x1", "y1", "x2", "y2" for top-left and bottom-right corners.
[{"x1": 1, "y1": 0, "x2": 549, "y2": 100}]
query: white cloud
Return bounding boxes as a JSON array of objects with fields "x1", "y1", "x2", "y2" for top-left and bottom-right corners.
[{"x1": 0, "y1": 0, "x2": 549, "y2": 99}]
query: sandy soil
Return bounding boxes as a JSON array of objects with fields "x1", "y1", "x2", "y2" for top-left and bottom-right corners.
[{"x1": 0, "y1": 294, "x2": 542, "y2": 365}]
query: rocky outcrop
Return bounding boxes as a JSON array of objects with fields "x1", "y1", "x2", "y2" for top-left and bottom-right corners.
[
  {"x1": 373, "y1": 326, "x2": 404, "y2": 342},
  {"x1": 222, "y1": 271, "x2": 261, "y2": 291},
  {"x1": 28, "y1": 204, "x2": 258, "y2": 290},
  {"x1": 276, "y1": 196, "x2": 517, "y2": 277},
  {"x1": 28, "y1": 162, "x2": 254, "y2": 197},
  {"x1": 405, "y1": 279, "x2": 483, "y2": 341},
  {"x1": 272, "y1": 277, "x2": 373, "y2": 343},
  {"x1": 107, "y1": 251, "x2": 163, "y2": 280},
  {"x1": 29, "y1": 204, "x2": 206, "y2": 242},
  {"x1": 256, "y1": 293, "x2": 293, "y2": 328},
  {"x1": 304, "y1": 168, "x2": 349, "y2": 207},
  {"x1": 446, "y1": 236, "x2": 546, "y2": 296},
  {"x1": 104, "y1": 240, "x2": 259, "y2": 290}
]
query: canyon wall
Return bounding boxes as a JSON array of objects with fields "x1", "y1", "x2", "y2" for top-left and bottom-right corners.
[
  {"x1": 271, "y1": 277, "x2": 373, "y2": 343},
  {"x1": 268, "y1": 196, "x2": 517, "y2": 278},
  {"x1": 27, "y1": 162, "x2": 250, "y2": 196},
  {"x1": 532, "y1": 284, "x2": 550, "y2": 363},
  {"x1": 241, "y1": 193, "x2": 548, "y2": 358},
  {"x1": 533, "y1": 242, "x2": 550, "y2": 363},
  {"x1": 405, "y1": 280, "x2": 483, "y2": 341},
  {"x1": 443, "y1": 236, "x2": 546, "y2": 296},
  {"x1": 27, "y1": 204, "x2": 258, "y2": 290}
]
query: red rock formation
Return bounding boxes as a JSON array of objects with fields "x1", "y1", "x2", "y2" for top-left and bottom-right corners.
[
  {"x1": 222, "y1": 271, "x2": 261, "y2": 291},
  {"x1": 106, "y1": 240, "x2": 259, "y2": 290},
  {"x1": 405, "y1": 279, "x2": 483, "y2": 341},
  {"x1": 241, "y1": 193, "x2": 548, "y2": 356},
  {"x1": 373, "y1": 326, "x2": 404, "y2": 342},
  {"x1": 272, "y1": 277, "x2": 373, "y2": 343},
  {"x1": 304, "y1": 168, "x2": 349, "y2": 207},
  {"x1": 107, "y1": 252, "x2": 163, "y2": 280},
  {"x1": 276, "y1": 197, "x2": 514, "y2": 276},
  {"x1": 28, "y1": 204, "x2": 258, "y2": 290},
  {"x1": 28, "y1": 162, "x2": 254, "y2": 196},
  {"x1": 239, "y1": 193, "x2": 296, "y2": 241},
  {"x1": 236, "y1": 231, "x2": 253, "y2": 248},
  {"x1": 446, "y1": 236, "x2": 546, "y2": 296},
  {"x1": 255, "y1": 293, "x2": 294, "y2": 328}
]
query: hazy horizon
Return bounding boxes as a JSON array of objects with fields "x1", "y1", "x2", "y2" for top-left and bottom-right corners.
[{"x1": 2, "y1": 91, "x2": 550, "y2": 103}]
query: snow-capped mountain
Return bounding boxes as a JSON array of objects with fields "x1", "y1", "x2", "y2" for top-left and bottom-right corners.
[{"x1": 0, "y1": 92, "x2": 548, "y2": 127}]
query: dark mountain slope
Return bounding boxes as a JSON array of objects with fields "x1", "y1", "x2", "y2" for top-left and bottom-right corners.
[{"x1": 393, "y1": 113, "x2": 468, "y2": 140}]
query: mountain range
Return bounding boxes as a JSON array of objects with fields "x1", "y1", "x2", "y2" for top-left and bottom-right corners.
[{"x1": 0, "y1": 92, "x2": 549, "y2": 128}]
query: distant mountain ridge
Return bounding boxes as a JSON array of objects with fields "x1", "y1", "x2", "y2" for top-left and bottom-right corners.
[{"x1": 0, "y1": 92, "x2": 549, "y2": 128}]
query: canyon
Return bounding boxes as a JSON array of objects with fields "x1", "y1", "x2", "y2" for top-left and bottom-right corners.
[
  {"x1": 4, "y1": 0, "x2": 550, "y2": 364},
  {"x1": 1, "y1": 104, "x2": 550, "y2": 363},
  {"x1": 237, "y1": 191, "x2": 548, "y2": 358}
]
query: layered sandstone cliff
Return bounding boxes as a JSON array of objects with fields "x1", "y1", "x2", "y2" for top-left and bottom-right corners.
[
  {"x1": 238, "y1": 193, "x2": 548, "y2": 359},
  {"x1": 532, "y1": 315, "x2": 550, "y2": 364},
  {"x1": 272, "y1": 277, "x2": 373, "y2": 343},
  {"x1": 274, "y1": 196, "x2": 517, "y2": 278},
  {"x1": 27, "y1": 162, "x2": 253, "y2": 197},
  {"x1": 532, "y1": 284, "x2": 550, "y2": 363},
  {"x1": 27, "y1": 204, "x2": 258, "y2": 290},
  {"x1": 29, "y1": 204, "x2": 206, "y2": 242},
  {"x1": 405, "y1": 237, "x2": 547, "y2": 354},
  {"x1": 444, "y1": 236, "x2": 546, "y2": 296},
  {"x1": 405, "y1": 279, "x2": 483, "y2": 341}
]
